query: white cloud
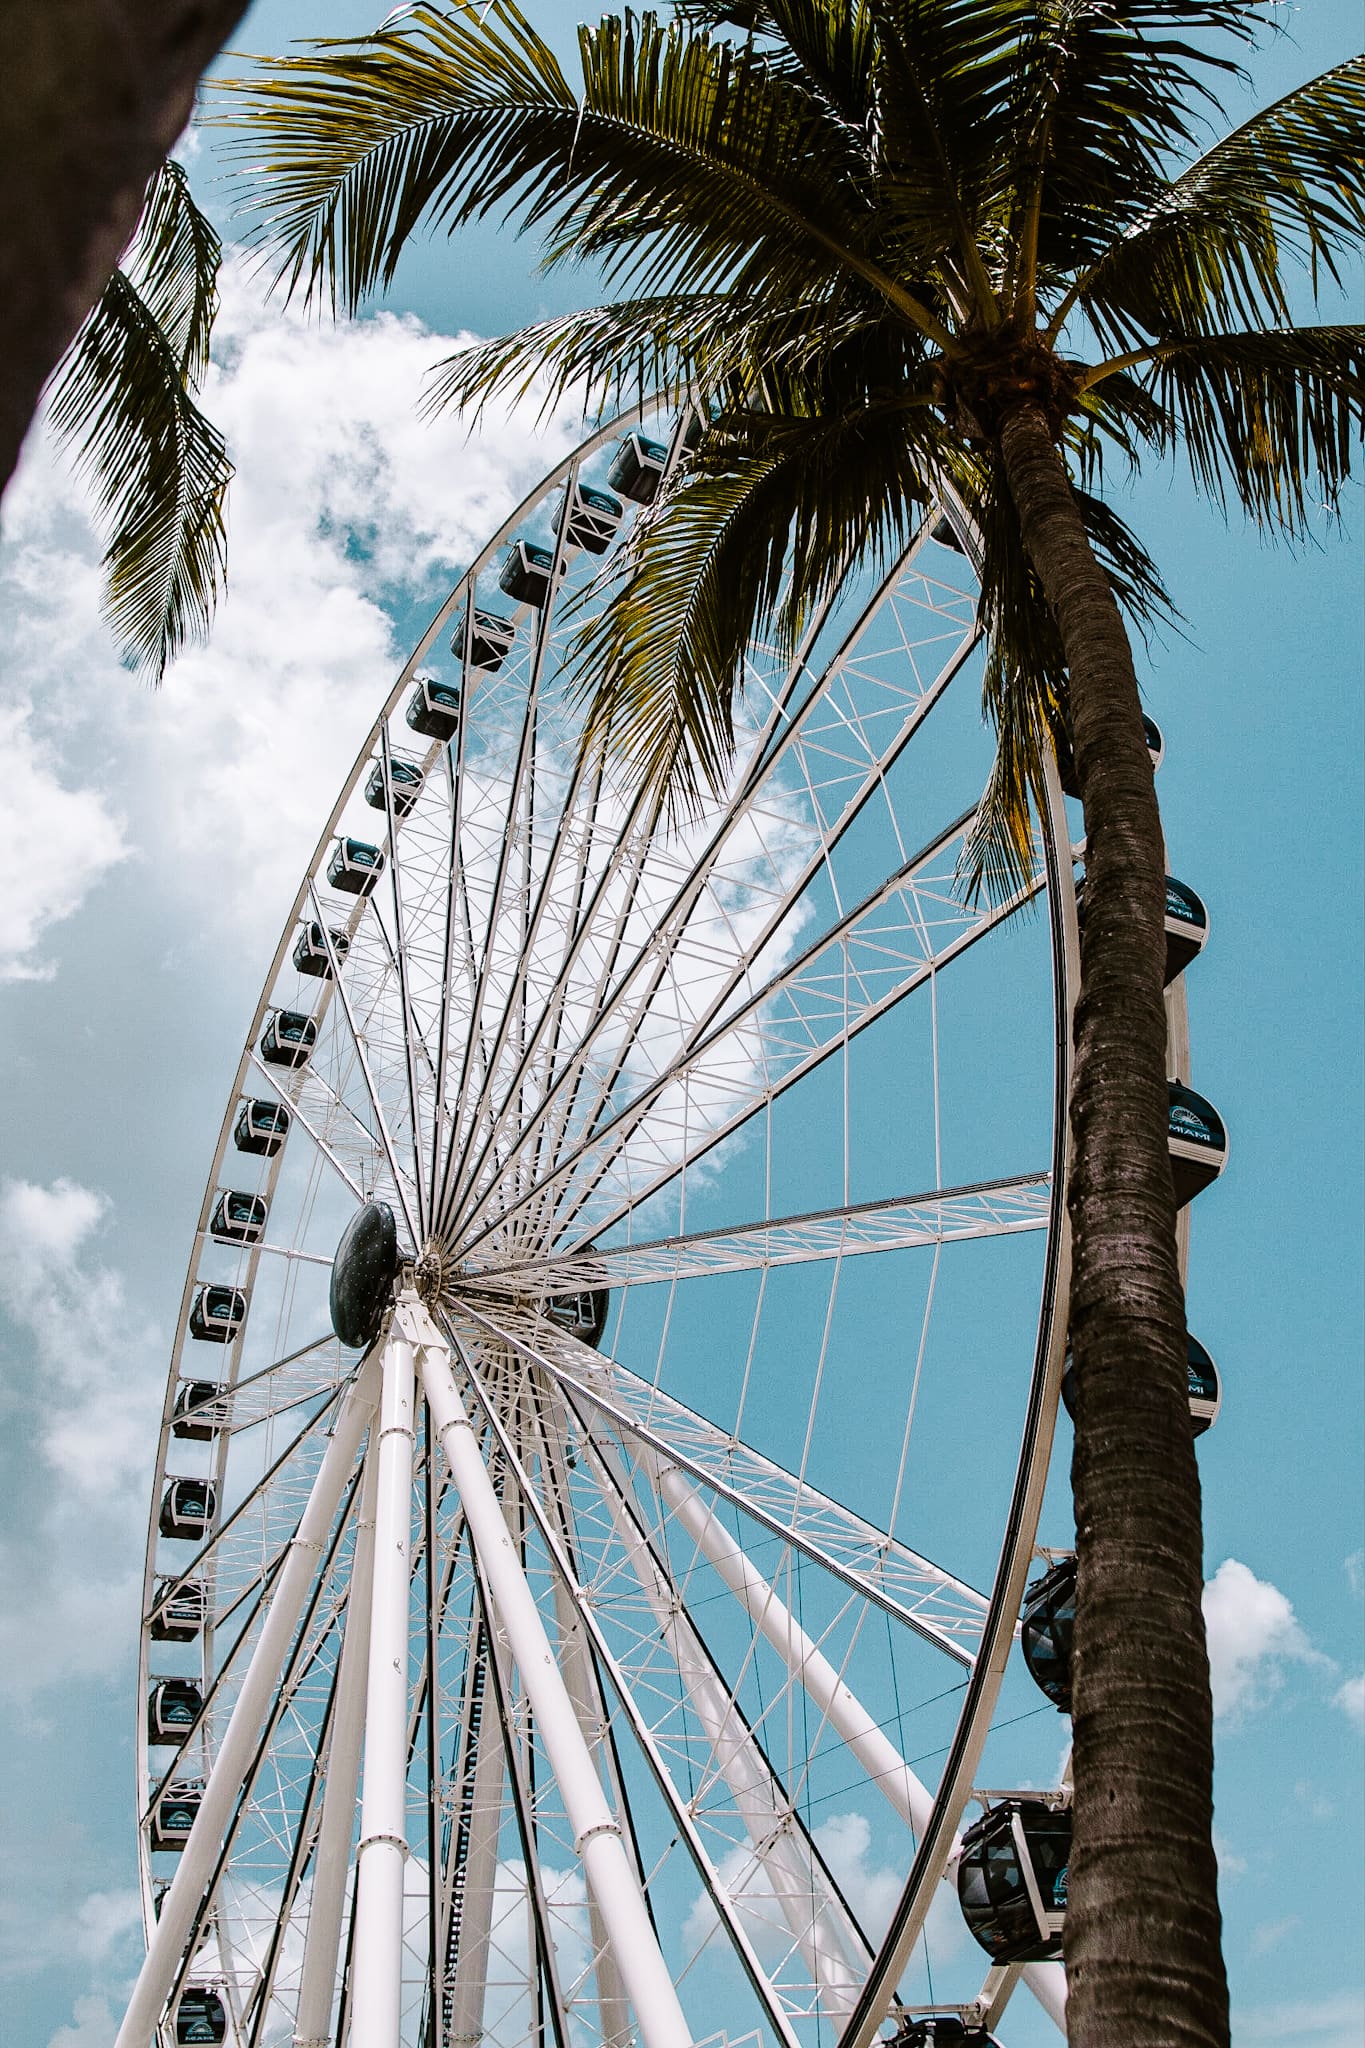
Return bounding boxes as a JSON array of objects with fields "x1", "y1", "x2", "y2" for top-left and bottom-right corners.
[
  {"x1": 46, "y1": 1994, "x2": 118, "y2": 2048},
  {"x1": 1331, "y1": 1673, "x2": 1364, "y2": 1730},
  {"x1": 1235, "y1": 1991, "x2": 1365, "y2": 2048},
  {"x1": 1202, "y1": 1558, "x2": 1324, "y2": 1722},
  {"x1": 0, "y1": 1178, "x2": 163, "y2": 1699},
  {"x1": 0, "y1": 703, "x2": 127, "y2": 980},
  {"x1": 0, "y1": 259, "x2": 586, "y2": 964}
]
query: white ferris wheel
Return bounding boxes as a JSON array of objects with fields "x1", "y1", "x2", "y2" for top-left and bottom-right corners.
[{"x1": 120, "y1": 404, "x2": 1222, "y2": 2048}]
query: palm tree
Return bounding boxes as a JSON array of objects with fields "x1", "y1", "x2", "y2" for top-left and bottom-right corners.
[
  {"x1": 225, "y1": 5, "x2": 1365, "y2": 2042},
  {"x1": 48, "y1": 155, "x2": 233, "y2": 679},
  {"x1": 0, "y1": 0, "x2": 249, "y2": 500}
]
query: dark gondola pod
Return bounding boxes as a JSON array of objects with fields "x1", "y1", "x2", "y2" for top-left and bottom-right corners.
[
  {"x1": 1062, "y1": 1332, "x2": 1221, "y2": 1437},
  {"x1": 150, "y1": 1579, "x2": 205, "y2": 1642},
  {"x1": 233, "y1": 1099, "x2": 290, "y2": 1156},
  {"x1": 209, "y1": 1190, "x2": 267, "y2": 1245},
  {"x1": 364, "y1": 756, "x2": 424, "y2": 818},
  {"x1": 189, "y1": 1285, "x2": 246, "y2": 1344},
  {"x1": 607, "y1": 431, "x2": 667, "y2": 504},
  {"x1": 293, "y1": 921, "x2": 350, "y2": 979},
  {"x1": 406, "y1": 672, "x2": 463, "y2": 742},
  {"x1": 894, "y1": 2021, "x2": 1000, "y2": 2048},
  {"x1": 151, "y1": 1779, "x2": 203, "y2": 1850},
  {"x1": 148, "y1": 1677, "x2": 204, "y2": 1744},
  {"x1": 175, "y1": 1989, "x2": 228, "y2": 2046},
  {"x1": 1074, "y1": 870, "x2": 1208, "y2": 988},
  {"x1": 260, "y1": 1009, "x2": 317, "y2": 1069},
  {"x1": 1167, "y1": 1080, "x2": 1229, "y2": 1207},
  {"x1": 560, "y1": 481, "x2": 623, "y2": 555},
  {"x1": 957, "y1": 1798, "x2": 1071, "y2": 1962},
  {"x1": 450, "y1": 605, "x2": 516, "y2": 674},
  {"x1": 159, "y1": 1478, "x2": 216, "y2": 1541},
  {"x1": 171, "y1": 1380, "x2": 222, "y2": 1442},
  {"x1": 498, "y1": 539, "x2": 566, "y2": 608},
  {"x1": 327, "y1": 836, "x2": 385, "y2": 896},
  {"x1": 1020, "y1": 1556, "x2": 1077, "y2": 1711}
]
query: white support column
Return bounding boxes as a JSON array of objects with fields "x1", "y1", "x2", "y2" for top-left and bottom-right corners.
[
  {"x1": 116, "y1": 1362, "x2": 379, "y2": 2048},
  {"x1": 293, "y1": 1433, "x2": 381, "y2": 2048},
  {"x1": 402, "y1": 1293, "x2": 693, "y2": 2048},
  {"x1": 347, "y1": 1323, "x2": 418, "y2": 2048},
  {"x1": 653, "y1": 1462, "x2": 1068, "y2": 2029}
]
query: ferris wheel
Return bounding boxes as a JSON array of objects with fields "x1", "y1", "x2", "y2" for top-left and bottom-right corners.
[{"x1": 118, "y1": 403, "x2": 1223, "y2": 2048}]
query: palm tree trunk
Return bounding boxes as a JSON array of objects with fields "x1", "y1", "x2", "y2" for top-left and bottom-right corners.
[
  {"x1": 997, "y1": 401, "x2": 1230, "y2": 2048},
  {"x1": 0, "y1": 0, "x2": 250, "y2": 500}
]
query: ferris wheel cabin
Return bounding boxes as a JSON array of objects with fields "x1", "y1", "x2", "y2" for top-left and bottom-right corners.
[
  {"x1": 175, "y1": 1989, "x2": 227, "y2": 2046},
  {"x1": 1062, "y1": 1331, "x2": 1222, "y2": 1436},
  {"x1": 546, "y1": 1286, "x2": 609, "y2": 1348},
  {"x1": 209, "y1": 1189, "x2": 266, "y2": 1245},
  {"x1": 498, "y1": 539, "x2": 565, "y2": 607},
  {"x1": 406, "y1": 672, "x2": 463, "y2": 741},
  {"x1": 1057, "y1": 711, "x2": 1164, "y2": 797},
  {"x1": 151, "y1": 1778, "x2": 203, "y2": 1851},
  {"x1": 365, "y1": 756, "x2": 424, "y2": 818},
  {"x1": 957, "y1": 1798, "x2": 1071, "y2": 1962},
  {"x1": 261, "y1": 1008, "x2": 317, "y2": 1069},
  {"x1": 1163, "y1": 876, "x2": 1209, "y2": 982},
  {"x1": 159, "y1": 1478, "x2": 215, "y2": 1541},
  {"x1": 452, "y1": 606, "x2": 516, "y2": 674},
  {"x1": 894, "y1": 2020, "x2": 1000, "y2": 2047},
  {"x1": 147, "y1": 1677, "x2": 203, "y2": 1744},
  {"x1": 1168, "y1": 1081, "x2": 1228, "y2": 1205},
  {"x1": 327, "y1": 836, "x2": 384, "y2": 896},
  {"x1": 560, "y1": 481, "x2": 624, "y2": 554},
  {"x1": 149, "y1": 1578, "x2": 205, "y2": 1642},
  {"x1": 607, "y1": 431, "x2": 668, "y2": 503},
  {"x1": 171, "y1": 1381, "x2": 221, "y2": 1443},
  {"x1": 292, "y1": 921, "x2": 349, "y2": 979},
  {"x1": 1020, "y1": 1555, "x2": 1077, "y2": 1711},
  {"x1": 233, "y1": 1098, "x2": 290, "y2": 1156},
  {"x1": 189, "y1": 1285, "x2": 246, "y2": 1344}
]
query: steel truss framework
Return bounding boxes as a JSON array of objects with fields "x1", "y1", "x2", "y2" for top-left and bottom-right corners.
[{"x1": 121, "y1": 405, "x2": 1104, "y2": 2048}]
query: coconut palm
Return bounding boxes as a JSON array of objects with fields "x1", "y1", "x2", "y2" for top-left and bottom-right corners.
[
  {"x1": 49, "y1": 155, "x2": 233, "y2": 680},
  {"x1": 225, "y1": 5, "x2": 1365, "y2": 2042}
]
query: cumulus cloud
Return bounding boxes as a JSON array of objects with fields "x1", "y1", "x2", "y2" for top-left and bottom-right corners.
[
  {"x1": 1330, "y1": 1673, "x2": 1364, "y2": 1730},
  {"x1": 0, "y1": 259, "x2": 585, "y2": 965},
  {"x1": 1235, "y1": 1991, "x2": 1365, "y2": 2048},
  {"x1": 0, "y1": 1178, "x2": 163, "y2": 1699},
  {"x1": 1202, "y1": 1558, "x2": 1325, "y2": 1722},
  {"x1": 46, "y1": 1993, "x2": 119, "y2": 2048},
  {"x1": 0, "y1": 704, "x2": 127, "y2": 981}
]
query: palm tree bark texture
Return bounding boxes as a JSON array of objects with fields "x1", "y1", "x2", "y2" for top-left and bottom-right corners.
[
  {"x1": 0, "y1": 0, "x2": 249, "y2": 500},
  {"x1": 1000, "y1": 402, "x2": 1225, "y2": 2039}
]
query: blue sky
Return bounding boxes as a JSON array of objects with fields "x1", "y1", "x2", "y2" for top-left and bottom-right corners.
[{"x1": 0, "y1": 5, "x2": 1360, "y2": 2046}]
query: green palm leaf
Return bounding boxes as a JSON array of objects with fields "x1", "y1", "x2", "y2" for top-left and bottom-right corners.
[{"x1": 49, "y1": 159, "x2": 231, "y2": 681}]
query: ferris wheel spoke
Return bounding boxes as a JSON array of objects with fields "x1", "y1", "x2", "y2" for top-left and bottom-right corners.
[
  {"x1": 452, "y1": 1300, "x2": 984, "y2": 1661},
  {"x1": 472, "y1": 1173, "x2": 1052, "y2": 1301},
  {"x1": 307, "y1": 884, "x2": 421, "y2": 1245},
  {"x1": 449, "y1": 1311, "x2": 869, "y2": 2035},
  {"x1": 446, "y1": 547, "x2": 982, "y2": 1249},
  {"x1": 462, "y1": 808, "x2": 1039, "y2": 1261},
  {"x1": 432, "y1": 477, "x2": 583, "y2": 1235},
  {"x1": 244, "y1": 1052, "x2": 366, "y2": 1202}
]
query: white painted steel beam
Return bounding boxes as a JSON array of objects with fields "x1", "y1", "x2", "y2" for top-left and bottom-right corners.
[
  {"x1": 292, "y1": 1436, "x2": 380, "y2": 2048},
  {"x1": 116, "y1": 1359, "x2": 379, "y2": 2048},
  {"x1": 400, "y1": 1291, "x2": 694, "y2": 2048},
  {"x1": 347, "y1": 1325, "x2": 418, "y2": 2048}
]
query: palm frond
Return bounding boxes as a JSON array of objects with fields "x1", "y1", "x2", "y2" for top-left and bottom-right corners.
[
  {"x1": 1073, "y1": 58, "x2": 1365, "y2": 348},
  {"x1": 1145, "y1": 323, "x2": 1365, "y2": 528},
  {"x1": 570, "y1": 398, "x2": 943, "y2": 812},
  {"x1": 48, "y1": 163, "x2": 231, "y2": 682},
  {"x1": 962, "y1": 462, "x2": 1176, "y2": 901}
]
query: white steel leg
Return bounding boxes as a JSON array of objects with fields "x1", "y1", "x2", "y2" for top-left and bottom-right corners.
[
  {"x1": 401, "y1": 1293, "x2": 693, "y2": 2048},
  {"x1": 293, "y1": 1434, "x2": 381, "y2": 2048},
  {"x1": 117, "y1": 1360, "x2": 380, "y2": 2048},
  {"x1": 654, "y1": 1462, "x2": 1067, "y2": 2029},
  {"x1": 348, "y1": 1325, "x2": 418, "y2": 2048},
  {"x1": 589, "y1": 1442, "x2": 864, "y2": 2019}
]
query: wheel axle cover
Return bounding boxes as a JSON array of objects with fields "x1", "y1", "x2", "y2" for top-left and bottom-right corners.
[{"x1": 329, "y1": 1200, "x2": 399, "y2": 1350}]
